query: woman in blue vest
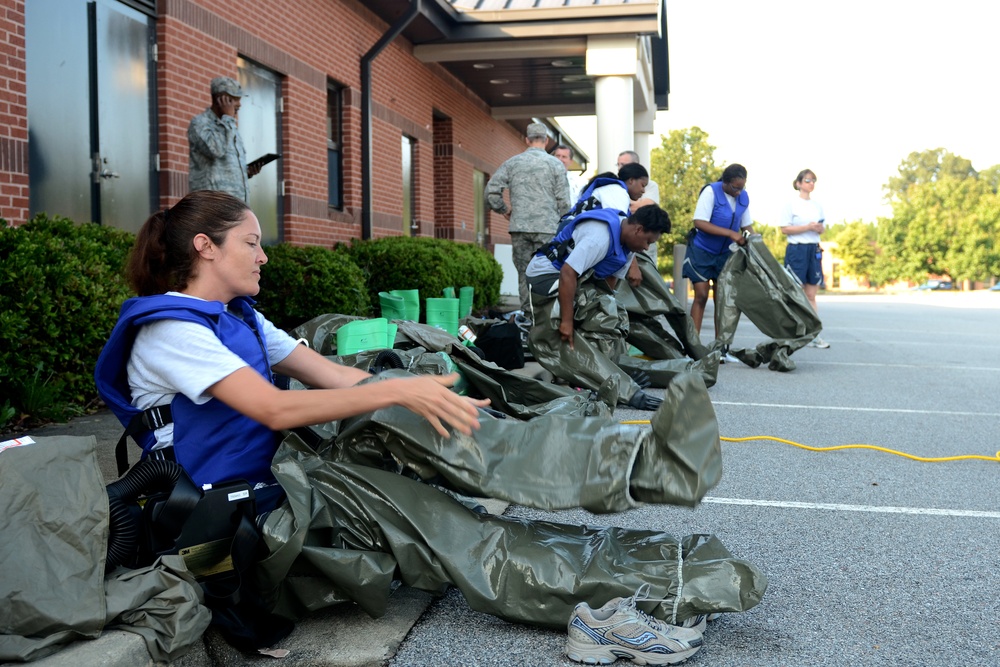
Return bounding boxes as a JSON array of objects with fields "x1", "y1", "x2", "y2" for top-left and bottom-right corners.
[
  {"x1": 682, "y1": 164, "x2": 755, "y2": 347},
  {"x1": 96, "y1": 190, "x2": 766, "y2": 636}
]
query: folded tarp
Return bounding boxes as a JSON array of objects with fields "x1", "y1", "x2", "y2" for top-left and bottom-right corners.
[
  {"x1": 714, "y1": 235, "x2": 822, "y2": 371},
  {"x1": 0, "y1": 435, "x2": 210, "y2": 663}
]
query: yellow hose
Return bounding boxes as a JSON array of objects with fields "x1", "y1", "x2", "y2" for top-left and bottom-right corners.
[{"x1": 617, "y1": 421, "x2": 1000, "y2": 463}]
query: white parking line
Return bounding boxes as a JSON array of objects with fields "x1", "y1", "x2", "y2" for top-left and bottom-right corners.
[
  {"x1": 704, "y1": 496, "x2": 1000, "y2": 519},
  {"x1": 805, "y1": 361, "x2": 1000, "y2": 371},
  {"x1": 712, "y1": 401, "x2": 1000, "y2": 418}
]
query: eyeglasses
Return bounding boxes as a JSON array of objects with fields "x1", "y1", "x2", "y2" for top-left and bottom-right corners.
[{"x1": 802, "y1": 179, "x2": 816, "y2": 183}]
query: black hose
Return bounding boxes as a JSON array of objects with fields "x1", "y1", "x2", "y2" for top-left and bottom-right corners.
[
  {"x1": 369, "y1": 349, "x2": 405, "y2": 374},
  {"x1": 105, "y1": 458, "x2": 185, "y2": 570}
]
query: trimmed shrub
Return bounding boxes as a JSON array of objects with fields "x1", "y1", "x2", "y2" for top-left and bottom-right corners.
[
  {"x1": 0, "y1": 215, "x2": 135, "y2": 421},
  {"x1": 347, "y1": 236, "x2": 502, "y2": 317},
  {"x1": 256, "y1": 243, "x2": 371, "y2": 331}
]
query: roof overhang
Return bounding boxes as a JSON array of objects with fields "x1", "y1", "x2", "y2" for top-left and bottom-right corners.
[{"x1": 362, "y1": 0, "x2": 669, "y2": 158}]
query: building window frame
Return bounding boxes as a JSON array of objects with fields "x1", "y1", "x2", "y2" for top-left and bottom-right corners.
[{"x1": 327, "y1": 80, "x2": 343, "y2": 209}]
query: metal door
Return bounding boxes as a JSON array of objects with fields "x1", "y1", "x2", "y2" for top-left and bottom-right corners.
[
  {"x1": 94, "y1": 0, "x2": 155, "y2": 233},
  {"x1": 26, "y1": 0, "x2": 154, "y2": 230},
  {"x1": 237, "y1": 58, "x2": 282, "y2": 244}
]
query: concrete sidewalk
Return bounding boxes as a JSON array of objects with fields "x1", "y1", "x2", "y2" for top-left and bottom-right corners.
[{"x1": 14, "y1": 366, "x2": 532, "y2": 667}]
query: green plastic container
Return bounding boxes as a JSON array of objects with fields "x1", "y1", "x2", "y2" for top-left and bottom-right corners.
[
  {"x1": 337, "y1": 318, "x2": 388, "y2": 355},
  {"x1": 390, "y1": 289, "x2": 420, "y2": 321},
  {"x1": 425, "y1": 297, "x2": 459, "y2": 335},
  {"x1": 379, "y1": 292, "x2": 406, "y2": 320},
  {"x1": 458, "y1": 285, "x2": 474, "y2": 319},
  {"x1": 386, "y1": 323, "x2": 398, "y2": 347},
  {"x1": 442, "y1": 286, "x2": 456, "y2": 298}
]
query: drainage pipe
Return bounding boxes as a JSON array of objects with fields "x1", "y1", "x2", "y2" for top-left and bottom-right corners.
[{"x1": 361, "y1": 0, "x2": 422, "y2": 240}]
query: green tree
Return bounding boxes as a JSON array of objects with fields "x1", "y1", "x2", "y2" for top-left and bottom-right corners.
[
  {"x1": 650, "y1": 126, "x2": 722, "y2": 271},
  {"x1": 834, "y1": 221, "x2": 877, "y2": 284},
  {"x1": 884, "y1": 148, "x2": 976, "y2": 203}
]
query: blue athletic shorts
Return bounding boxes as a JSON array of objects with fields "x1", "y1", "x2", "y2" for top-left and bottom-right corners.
[
  {"x1": 784, "y1": 243, "x2": 823, "y2": 285},
  {"x1": 682, "y1": 243, "x2": 731, "y2": 283}
]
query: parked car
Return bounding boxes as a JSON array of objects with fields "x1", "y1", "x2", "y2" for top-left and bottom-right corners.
[
  {"x1": 990, "y1": 283, "x2": 1000, "y2": 291},
  {"x1": 912, "y1": 280, "x2": 953, "y2": 291}
]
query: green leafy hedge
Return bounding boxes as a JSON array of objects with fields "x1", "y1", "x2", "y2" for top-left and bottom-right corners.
[
  {"x1": 347, "y1": 236, "x2": 502, "y2": 317},
  {"x1": 0, "y1": 220, "x2": 503, "y2": 427},
  {"x1": 256, "y1": 243, "x2": 371, "y2": 331},
  {"x1": 0, "y1": 214, "x2": 135, "y2": 420}
]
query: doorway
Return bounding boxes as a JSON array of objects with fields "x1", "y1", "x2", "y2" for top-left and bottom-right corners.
[
  {"x1": 26, "y1": 0, "x2": 155, "y2": 232},
  {"x1": 237, "y1": 58, "x2": 283, "y2": 244}
]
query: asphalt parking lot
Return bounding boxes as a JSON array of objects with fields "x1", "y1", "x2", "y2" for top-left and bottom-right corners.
[{"x1": 391, "y1": 292, "x2": 1000, "y2": 667}]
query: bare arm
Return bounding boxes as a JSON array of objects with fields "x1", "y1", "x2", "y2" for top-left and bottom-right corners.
[
  {"x1": 781, "y1": 222, "x2": 824, "y2": 235},
  {"x1": 557, "y1": 262, "x2": 578, "y2": 349},
  {"x1": 210, "y1": 345, "x2": 488, "y2": 437},
  {"x1": 694, "y1": 218, "x2": 744, "y2": 243}
]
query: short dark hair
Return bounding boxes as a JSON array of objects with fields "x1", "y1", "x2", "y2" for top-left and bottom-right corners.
[
  {"x1": 630, "y1": 204, "x2": 671, "y2": 235},
  {"x1": 722, "y1": 163, "x2": 747, "y2": 183},
  {"x1": 618, "y1": 163, "x2": 648, "y2": 182}
]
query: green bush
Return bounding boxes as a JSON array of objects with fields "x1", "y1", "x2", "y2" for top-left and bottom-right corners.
[
  {"x1": 0, "y1": 214, "x2": 135, "y2": 421},
  {"x1": 256, "y1": 243, "x2": 371, "y2": 331},
  {"x1": 347, "y1": 236, "x2": 502, "y2": 317}
]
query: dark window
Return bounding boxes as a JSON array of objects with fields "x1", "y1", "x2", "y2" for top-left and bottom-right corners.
[{"x1": 327, "y1": 81, "x2": 343, "y2": 208}]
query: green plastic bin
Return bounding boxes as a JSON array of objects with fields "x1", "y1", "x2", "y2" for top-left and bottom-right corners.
[
  {"x1": 458, "y1": 285, "x2": 475, "y2": 319},
  {"x1": 442, "y1": 286, "x2": 456, "y2": 298},
  {"x1": 390, "y1": 289, "x2": 420, "y2": 322},
  {"x1": 425, "y1": 297, "x2": 459, "y2": 336},
  {"x1": 379, "y1": 292, "x2": 406, "y2": 320},
  {"x1": 337, "y1": 318, "x2": 388, "y2": 355}
]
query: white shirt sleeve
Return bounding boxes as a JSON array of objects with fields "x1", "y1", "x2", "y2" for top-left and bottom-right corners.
[
  {"x1": 693, "y1": 187, "x2": 716, "y2": 221},
  {"x1": 740, "y1": 206, "x2": 753, "y2": 229},
  {"x1": 564, "y1": 220, "x2": 612, "y2": 275},
  {"x1": 593, "y1": 184, "x2": 632, "y2": 214}
]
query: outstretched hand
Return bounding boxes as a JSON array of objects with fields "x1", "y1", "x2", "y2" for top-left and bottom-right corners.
[{"x1": 391, "y1": 373, "x2": 490, "y2": 437}]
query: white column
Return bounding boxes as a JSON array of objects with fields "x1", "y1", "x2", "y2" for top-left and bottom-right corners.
[
  {"x1": 594, "y1": 76, "x2": 633, "y2": 174},
  {"x1": 587, "y1": 35, "x2": 638, "y2": 173}
]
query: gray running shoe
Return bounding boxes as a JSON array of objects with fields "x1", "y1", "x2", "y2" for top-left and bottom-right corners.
[
  {"x1": 565, "y1": 584, "x2": 703, "y2": 665},
  {"x1": 807, "y1": 335, "x2": 830, "y2": 349}
]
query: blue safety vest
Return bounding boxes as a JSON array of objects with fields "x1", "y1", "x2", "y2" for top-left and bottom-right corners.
[
  {"x1": 537, "y1": 207, "x2": 629, "y2": 279},
  {"x1": 693, "y1": 181, "x2": 750, "y2": 255},
  {"x1": 95, "y1": 294, "x2": 280, "y2": 487}
]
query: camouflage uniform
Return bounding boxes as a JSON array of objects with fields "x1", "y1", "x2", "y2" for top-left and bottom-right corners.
[
  {"x1": 487, "y1": 147, "x2": 571, "y2": 314},
  {"x1": 187, "y1": 108, "x2": 249, "y2": 202}
]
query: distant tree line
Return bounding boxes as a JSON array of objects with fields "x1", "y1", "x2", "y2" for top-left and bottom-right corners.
[{"x1": 649, "y1": 129, "x2": 1000, "y2": 287}]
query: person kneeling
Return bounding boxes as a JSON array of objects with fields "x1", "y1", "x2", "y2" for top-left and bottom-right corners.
[{"x1": 525, "y1": 204, "x2": 671, "y2": 410}]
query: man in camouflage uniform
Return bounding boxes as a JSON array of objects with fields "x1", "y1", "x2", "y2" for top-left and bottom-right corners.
[
  {"x1": 187, "y1": 77, "x2": 261, "y2": 202},
  {"x1": 487, "y1": 123, "x2": 571, "y2": 318}
]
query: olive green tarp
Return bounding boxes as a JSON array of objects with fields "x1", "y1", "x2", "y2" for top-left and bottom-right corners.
[
  {"x1": 526, "y1": 280, "x2": 719, "y2": 408},
  {"x1": 713, "y1": 236, "x2": 822, "y2": 372},
  {"x1": 0, "y1": 435, "x2": 211, "y2": 663},
  {"x1": 616, "y1": 251, "x2": 710, "y2": 361},
  {"x1": 256, "y1": 371, "x2": 767, "y2": 626}
]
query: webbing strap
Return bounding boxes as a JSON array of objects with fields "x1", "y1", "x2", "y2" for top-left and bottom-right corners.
[{"x1": 115, "y1": 404, "x2": 173, "y2": 476}]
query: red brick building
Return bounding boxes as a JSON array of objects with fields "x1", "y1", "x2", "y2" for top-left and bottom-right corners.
[{"x1": 9, "y1": 0, "x2": 667, "y2": 252}]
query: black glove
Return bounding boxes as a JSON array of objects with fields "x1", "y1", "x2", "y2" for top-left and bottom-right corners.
[
  {"x1": 626, "y1": 391, "x2": 663, "y2": 411},
  {"x1": 626, "y1": 368, "x2": 652, "y2": 389}
]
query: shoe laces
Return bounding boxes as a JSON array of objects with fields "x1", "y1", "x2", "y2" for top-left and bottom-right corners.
[{"x1": 617, "y1": 583, "x2": 671, "y2": 632}]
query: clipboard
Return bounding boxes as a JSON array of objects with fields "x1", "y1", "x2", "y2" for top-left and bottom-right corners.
[{"x1": 248, "y1": 153, "x2": 281, "y2": 172}]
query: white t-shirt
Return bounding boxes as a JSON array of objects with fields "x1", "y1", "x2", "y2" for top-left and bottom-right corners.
[
  {"x1": 781, "y1": 197, "x2": 825, "y2": 244},
  {"x1": 591, "y1": 182, "x2": 632, "y2": 214},
  {"x1": 693, "y1": 186, "x2": 753, "y2": 229},
  {"x1": 526, "y1": 219, "x2": 633, "y2": 281},
  {"x1": 127, "y1": 292, "x2": 299, "y2": 449}
]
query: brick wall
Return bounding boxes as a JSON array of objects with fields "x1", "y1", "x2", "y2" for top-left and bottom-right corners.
[
  {"x1": 0, "y1": 0, "x2": 27, "y2": 224},
  {"x1": 156, "y1": 0, "x2": 526, "y2": 247}
]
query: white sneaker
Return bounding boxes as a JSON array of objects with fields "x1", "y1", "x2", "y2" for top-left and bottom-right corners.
[
  {"x1": 566, "y1": 584, "x2": 703, "y2": 665},
  {"x1": 808, "y1": 335, "x2": 830, "y2": 349},
  {"x1": 720, "y1": 352, "x2": 741, "y2": 364}
]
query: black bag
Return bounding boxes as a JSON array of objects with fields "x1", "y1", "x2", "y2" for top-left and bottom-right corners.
[{"x1": 475, "y1": 322, "x2": 525, "y2": 370}]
